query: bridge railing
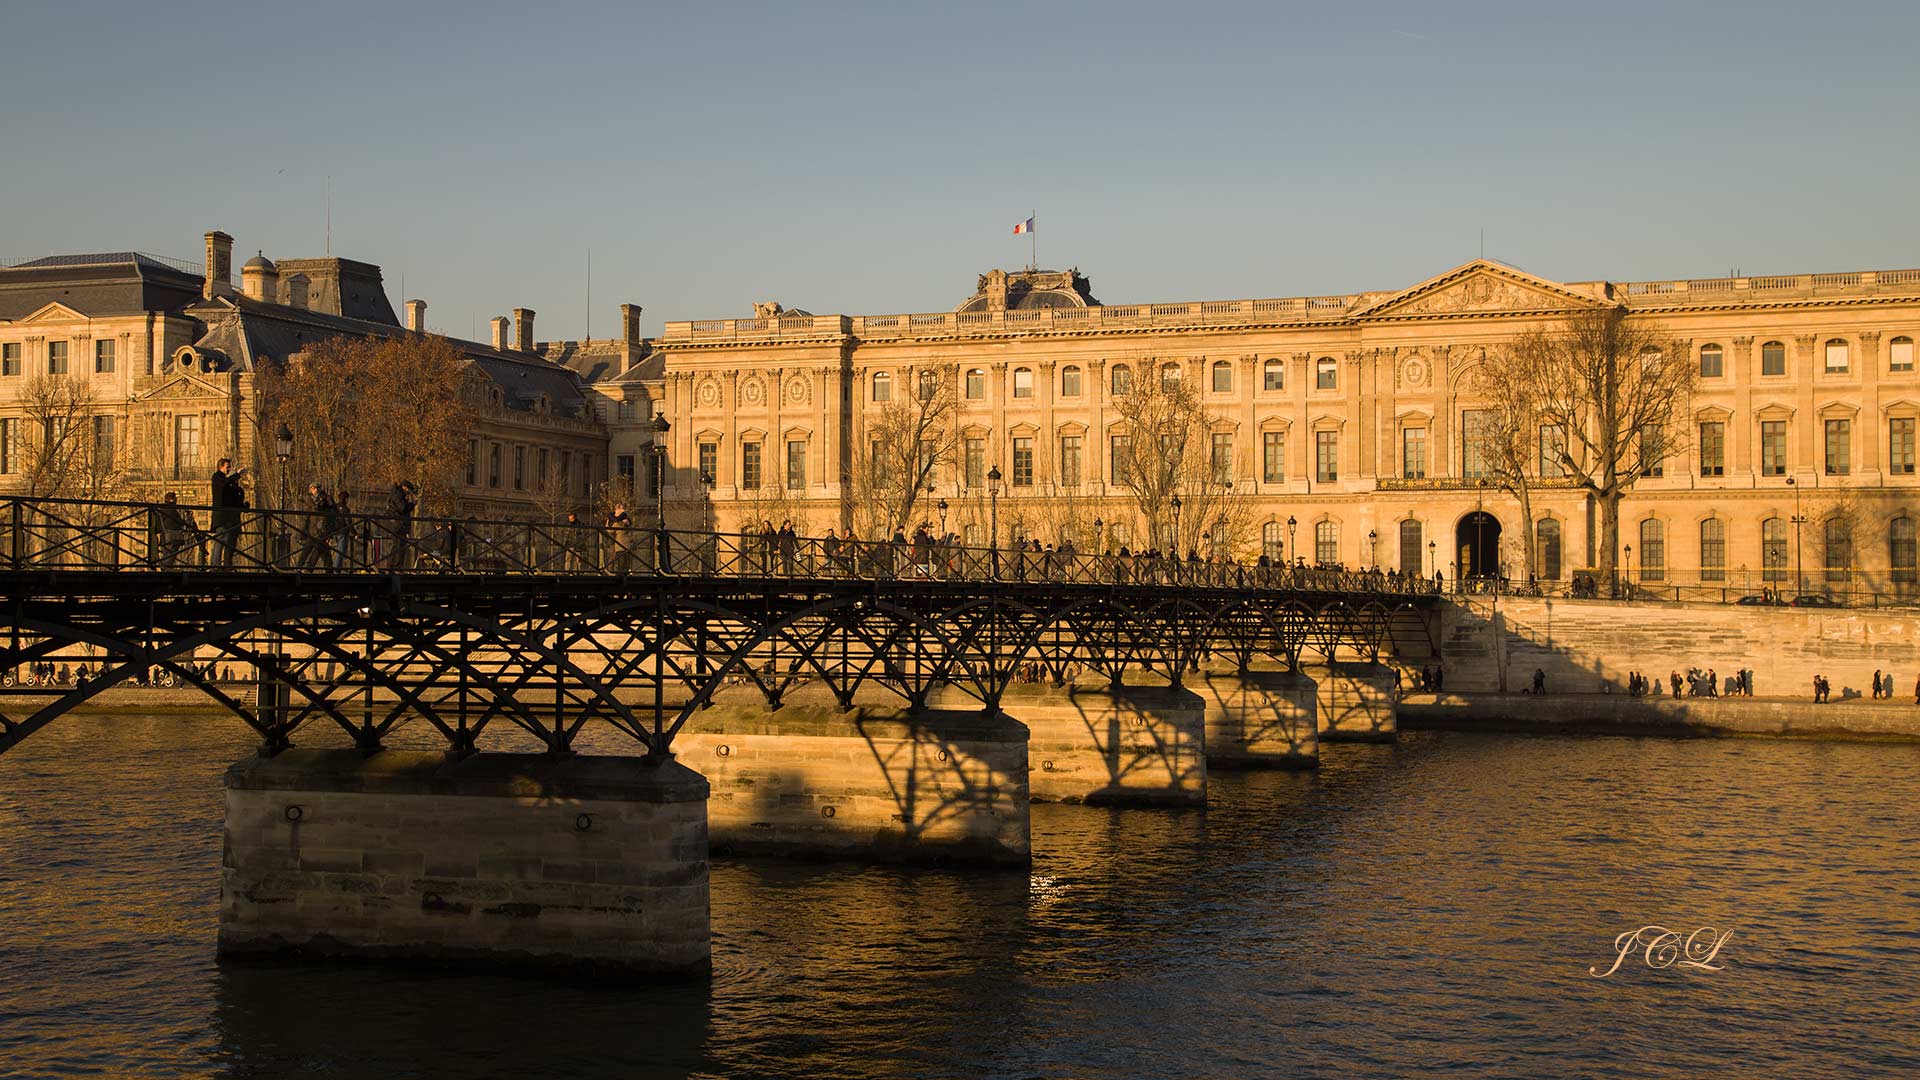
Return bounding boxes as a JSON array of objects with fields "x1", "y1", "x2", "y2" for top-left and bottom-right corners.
[{"x1": 0, "y1": 496, "x2": 1437, "y2": 597}]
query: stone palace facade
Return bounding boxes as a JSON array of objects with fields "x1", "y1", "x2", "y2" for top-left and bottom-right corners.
[{"x1": 594, "y1": 260, "x2": 1920, "y2": 596}]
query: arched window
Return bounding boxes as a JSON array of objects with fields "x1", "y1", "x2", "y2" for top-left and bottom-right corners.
[
  {"x1": 1825, "y1": 517, "x2": 1853, "y2": 582},
  {"x1": 1399, "y1": 518, "x2": 1423, "y2": 576},
  {"x1": 1262, "y1": 521, "x2": 1285, "y2": 563},
  {"x1": 965, "y1": 368, "x2": 986, "y2": 399},
  {"x1": 1315, "y1": 356, "x2": 1337, "y2": 389},
  {"x1": 1012, "y1": 367, "x2": 1034, "y2": 399},
  {"x1": 1638, "y1": 519, "x2": 1665, "y2": 581},
  {"x1": 1060, "y1": 365, "x2": 1082, "y2": 397},
  {"x1": 1825, "y1": 338, "x2": 1850, "y2": 374},
  {"x1": 1315, "y1": 520, "x2": 1337, "y2": 565},
  {"x1": 1263, "y1": 358, "x2": 1284, "y2": 391},
  {"x1": 1891, "y1": 336, "x2": 1915, "y2": 373},
  {"x1": 1160, "y1": 362, "x2": 1183, "y2": 390},
  {"x1": 918, "y1": 369, "x2": 941, "y2": 401},
  {"x1": 1536, "y1": 519, "x2": 1562, "y2": 581},
  {"x1": 1211, "y1": 359, "x2": 1232, "y2": 393},
  {"x1": 1699, "y1": 343, "x2": 1724, "y2": 378},
  {"x1": 1762, "y1": 518, "x2": 1788, "y2": 582},
  {"x1": 1110, "y1": 364, "x2": 1132, "y2": 396},
  {"x1": 1892, "y1": 517, "x2": 1916, "y2": 584},
  {"x1": 1761, "y1": 340, "x2": 1787, "y2": 376},
  {"x1": 1701, "y1": 518, "x2": 1726, "y2": 581},
  {"x1": 871, "y1": 371, "x2": 892, "y2": 402}
]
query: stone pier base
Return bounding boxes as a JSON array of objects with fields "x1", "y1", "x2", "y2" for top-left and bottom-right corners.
[
  {"x1": 219, "y1": 749, "x2": 711, "y2": 977},
  {"x1": 1197, "y1": 669, "x2": 1319, "y2": 769},
  {"x1": 675, "y1": 694, "x2": 1030, "y2": 865},
  {"x1": 1308, "y1": 661, "x2": 1398, "y2": 742},
  {"x1": 987, "y1": 683, "x2": 1207, "y2": 806}
]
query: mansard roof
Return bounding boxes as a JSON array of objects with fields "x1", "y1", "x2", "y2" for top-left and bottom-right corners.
[{"x1": 0, "y1": 251, "x2": 204, "y2": 320}]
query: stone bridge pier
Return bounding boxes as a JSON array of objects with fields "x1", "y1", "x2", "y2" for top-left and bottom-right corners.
[
  {"x1": 1305, "y1": 660, "x2": 1398, "y2": 742},
  {"x1": 960, "y1": 682, "x2": 1208, "y2": 806},
  {"x1": 1196, "y1": 667, "x2": 1319, "y2": 768},
  {"x1": 218, "y1": 750, "x2": 711, "y2": 977}
]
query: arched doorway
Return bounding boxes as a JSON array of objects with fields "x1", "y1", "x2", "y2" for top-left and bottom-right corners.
[{"x1": 1457, "y1": 511, "x2": 1502, "y2": 579}]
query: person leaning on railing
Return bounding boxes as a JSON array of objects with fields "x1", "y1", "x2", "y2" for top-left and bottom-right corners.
[{"x1": 147, "y1": 493, "x2": 195, "y2": 568}]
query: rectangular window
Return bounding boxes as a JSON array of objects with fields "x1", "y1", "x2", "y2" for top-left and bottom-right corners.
[
  {"x1": 1314, "y1": 430, "x2": 1337, "y2": 483},
  {"x1": 1825, "y1": 340, "x2": 1850, "y2": 374},
  {"x1": 1824, "y1": 419, "x2": 1850, "y2": 475},
  {"x1": 1315, "y1": 357, "x2": 1336, "y2": 390},
  {"x1": 1639, "y1": 422, "x2": 1663, "y2": 477},
  {"x1": 513, "y1": 445, "x2": 526, "y2": 490},
  {"x1": 1315, "y1": 521, "x2": 1337, "y2": 564},
  {"x1": 94, "y1": 339, "x2": 115, "y2": 374},
  {"x1": 1012, "y1": 436, "x2": 1033, "y2": 486},
  {"x1": 1461, "y1": 410, "x2": 1493, "y2": 478},
  {"x1": 742, "y1": 441, "x2": 762, "y2": 489},
  {"x1": 466, "y1": 439, "x2": 479, "y2": 485},
  {"x1": 0, "y1": 418, "x2": 11, "y2": 473},
  {"x1": 1212, "y1": 363, "x2": 1232, "y2": 393},
  {"x1": 1762, "y1": 519, "x2": 1788, "y2": 582},
  {"x1": 1263, "y1": 360, "x2": 1283, "y2": 391},
  {"x1": 559, "y1": 450, "x2": 572, "y2": 493},
  {"x1": 616, "y1": 453, "x2": 636, "y2": 481},
  {"x1": 964, "y1": 437, "x2": 985, "y2": 488},
  {"x1": 1110, "y1": 435, "x2": 1132, "y2": 486},
  {"x1": 1059, "y1": 435, "x2": 1082, "y2": 487},
  {"x1": 787, "y1": 440, "x2": 807, "y2": 489},
  {"x1": 173, "y1": 415, "x2": 201, "y2": 479},
  {"x1": 1012, "y1": 368, "x2": 1034, "y2": 399},
  {"x1": 1263, "y1": 431, "x2": 1286, "y2": 483},
  {"x1": 1762, "y1": 341, "x2": 1786, "y2": 377},
  {"x1": 1402, "y1": 428, "x2": 1426, "y2": 479},
  {"x1": 1538, "y1": 423, "x2": 1567, "y2": 478},
  {"x1": 1892, "y1": 339, "x2": 1916, "y2": 373},
  {"x1": 537, "y1": 448, "x2": 551, "y2": 490},
  {"x1": 617, "y1": 399, "x2": 637, "y2": 422},
  {"x1": 1, "y1": 343, "x2": 18, "y2": 377},
  {"x1": 1699, "y1": 421, "x2": 1725, "y2": 476},
  {"x1": 48, "y1": 340, "x2": 68, "y2": 376},
  {"x1": 697, "y1": 442, "x2": 717, "y2": 485},
  {"x1": 1761, "y1": 421, "x2": 1786, "y2": 476},
  {"x1": 1061, "y1": 367, "x2": 1082, "y2": 397},
  {"x1": 1892, "y1": 418, "x2": 1916, "y2": 475},
  {"x1": 1701, "y1": 520, "x2": 1726, "y2": 582},
  {"x1": 488, "y1": 443, "x2": 502, "y2": 488},
  {"x1": 92, "y1": 415, "x2": 114, "y2": 470},
  {"x1": 1210, "y1": 432, "x2": 1233, "y2": 485}
]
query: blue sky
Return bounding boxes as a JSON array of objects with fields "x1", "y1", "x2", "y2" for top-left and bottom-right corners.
[{"x1": 3, "y1": 0, "x2": 1915, "y2": 340}]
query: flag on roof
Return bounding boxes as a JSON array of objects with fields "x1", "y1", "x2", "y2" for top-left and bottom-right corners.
[{"x1": 1012, "y1": 217, "x2": 1033, "y2": 236}]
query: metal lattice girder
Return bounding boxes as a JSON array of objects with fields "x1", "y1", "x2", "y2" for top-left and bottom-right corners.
[{"x1": 0, "y1": 568, "x2": 1439, "y2": 761}]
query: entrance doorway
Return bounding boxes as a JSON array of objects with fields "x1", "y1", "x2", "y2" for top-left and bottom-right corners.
[{"x1": 1457, "y1": 512, "x2": 1502, "y2": 579}]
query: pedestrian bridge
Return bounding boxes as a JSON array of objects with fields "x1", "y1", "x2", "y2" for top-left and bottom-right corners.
[{"x1": 0, "y1": 496, "x2": 1437, "y2": 759}]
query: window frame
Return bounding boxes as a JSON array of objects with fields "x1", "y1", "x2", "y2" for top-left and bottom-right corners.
[
  {"x1": 1263, "y1": 358, "x2": 1284, "y2": 391},
  {"x1": 1012, "y1": 367, "x2": 1034, "y2": 399},
  {"x1": 1698, "y1": 343, "x2": 1723, "y2": 379},
  {"x1": 1314, "y1": 356, "x2": 1337, "y2": 390},
  {"x1": 1314, "y1": 430, "x2": 1338, "y2": 483}
]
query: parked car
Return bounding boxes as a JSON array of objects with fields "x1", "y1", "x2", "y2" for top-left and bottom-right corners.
[
  {"x1": 1734, "y1": 594, "x2": 1779, "y2": 606},
  {"x1": 1790, "y1": 594, "x2": 1846, "y2": 608}
]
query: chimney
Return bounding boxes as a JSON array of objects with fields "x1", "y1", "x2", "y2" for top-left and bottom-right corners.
[
  {"x1": 512, "y1": 307, "x2": 535, "y2": 353},
  {"x1": 620, "y1": 303, "x2": 642, "y2": 346},
  {"x1": 490, "y1": 316, "x2": 511, "y2": 351},
  {"x1": 984, "y1": 268, "x2": 1009, "y2": 312},
  {"x1": 405, "y1": 298, "x2": 427, "y2": 333},
  {"x1": 203, "y1": 230, "x2": 234, "y2": 300},
  {"x1": 284, "y1": 273, "x2": 310, "y2": 309}
]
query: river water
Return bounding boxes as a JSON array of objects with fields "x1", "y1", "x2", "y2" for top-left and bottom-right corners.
[{"x1": 2, "y1": 713, "x2": 1918, "y2": 1079}]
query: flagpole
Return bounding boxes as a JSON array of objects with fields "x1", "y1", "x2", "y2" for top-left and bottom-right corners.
[{"x1": 1030, "y1": 209, "x2": 1036, "y2": 271}]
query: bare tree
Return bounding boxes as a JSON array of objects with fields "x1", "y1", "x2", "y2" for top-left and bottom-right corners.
[
  {"x1": 1468, "y1": 358, "x2": 1545, "y2": 582},
  {"x1": 848, "y1": 364, "x2": 959, "y2": 538},
  {"x1": 16, "y1": 375, "x2": 105, "y2": 499},
  {"x1": 1507, "y1": 308, "x2": 1695, "y2": 591},
  {"x1": 1108, "y1": 365, "x2": 1256, "y2": 556}
]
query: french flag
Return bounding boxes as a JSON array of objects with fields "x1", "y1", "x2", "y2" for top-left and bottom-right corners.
[{"x1": 1012, "y1": 217, "x2": 1033, "y2": 235}]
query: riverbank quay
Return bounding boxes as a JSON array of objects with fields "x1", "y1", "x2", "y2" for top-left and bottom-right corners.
[{"x1": 1399, "y1": 692, "x2": 1920, "y2": 741}]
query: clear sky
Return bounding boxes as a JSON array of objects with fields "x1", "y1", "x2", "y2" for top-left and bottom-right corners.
[{"x1": 3, "y1": 0, "x2": 1916, "y2": 341}]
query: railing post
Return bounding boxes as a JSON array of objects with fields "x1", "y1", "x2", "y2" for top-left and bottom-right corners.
[
  {"x1": 450, "y1": 521, "x2": 462, "y2": 572},
  {"x1": 9, "y1": 501, "x2": 20, "y2": 569}
]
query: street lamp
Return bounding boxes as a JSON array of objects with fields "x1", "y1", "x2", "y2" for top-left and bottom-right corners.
[
  {"x1": 1428, "y1": 539, "x2": 1436, "y2": 578},
  {"x1": 1624, "y1": 543, "x2": 1633, "y2": 592},
  {"x1": 1170, "y1": 494, "x2": 1183, "y2": 553},
  {"x1": 937, "y1": 498, "x2": 949, "y2": 535},
  {"x1": 274, "y1": 423, "x2": 293, "y2": 566},
  {"x1": 1368, "y1": 529, "x2": 1377, "y2": 568},
  {"x1": 1787, "y1": 476, "x2": 1805, "y2": 594},
  {"x1": 1093, "y1": 516, "x2": 1104, "y2": 553},
  {"x1": 650, "y1": 414, "x2": 671, "y2": 571},
  {"x1": 1287, "y1": 515, "x2": 1298, "y2": 565},
  {"x1": 987, "y1": 464, "x2": 1002, "y2": 575}
]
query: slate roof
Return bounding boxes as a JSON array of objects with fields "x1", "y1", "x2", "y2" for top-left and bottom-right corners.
[{"x1": 0, "y1": 251, "x2": 204, "y2": 320}]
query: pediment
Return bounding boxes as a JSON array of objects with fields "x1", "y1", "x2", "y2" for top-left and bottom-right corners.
[
  {"x1": 18, "y1": 302, "x2": 89, "y2": 323},
  {"x1": 136, "y1": 373, "x2": 230, "y2": 402},
  {"x1": 1354, "y1": 260, "x2": 1607, "y2": 321}
]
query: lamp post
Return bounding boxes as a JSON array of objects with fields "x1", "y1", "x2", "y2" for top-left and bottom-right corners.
[
  {"x1": 650, "y1": 414, "x2": 671, "y2": 572},
  {"x1": 1428, "y1": 539, "x2": 1436, "y2": 579},
  {"x1": 987, "y1": 464, "x2": 1002, "y2": 576},
  {"x1": 1170, "y1": 494, "x2": 1183, "y2": 553},
  {"x1": 274, "y1": 423, "x2": 293, "y2": 566},
  {"x1": 1624, "y1": 543, "x2": 1633, "y2": 593},
  {"x1": 1787, "y1": 475, "x2": 1805, "y2": 594},
  {"x1": 937, "y1": 499, "x2": 949, "y2": 535},
  {"x1": 1093, "y1": 516, "x2": 1104, "y2": 554},
  {"x1": 1287, "y1": 515, "x2": 1298, "y2": 565},
  {"x1": 1368, "y1": 529, "x2": 1377, "y2": 569}
]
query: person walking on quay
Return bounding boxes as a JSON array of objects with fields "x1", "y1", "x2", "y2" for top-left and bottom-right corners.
[
  {"x1": 383, "y1": 480, "x2": 416, "y2": 572},
  {"x1": 208, "y1": 458, "x2": 249, "y2": 567},
  {"x1": 1812, "y1": 674, "x2": 1828, "y2": 703},
  {"x1": 1706, "y1": 668, "x2": 1719, "y2": 698},
  {"x1": 1669, "y1": 670, "x2": 1682, "y2": 697},
  {"x1": 1532, "y1": 667, "x2": 1546, "y2": 695}
]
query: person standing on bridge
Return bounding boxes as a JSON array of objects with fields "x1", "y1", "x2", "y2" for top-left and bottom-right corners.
[
  {"x1": 297, "y1": 483, "x2": 335, "y2": 570},
  {"x1": 383, "y1": 480, "x2": 416, "y2": 572},
  {"x1": 209, "y1": 458, "x2": 249, "y2": 567}
]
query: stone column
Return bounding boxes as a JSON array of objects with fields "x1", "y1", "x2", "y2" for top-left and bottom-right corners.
[{"x1": 220, "y1": 750, "x2": 710, "y2": 977}]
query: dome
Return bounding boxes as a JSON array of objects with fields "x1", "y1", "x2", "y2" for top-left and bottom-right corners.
[{"x1": 243, "y1": 252, "x2": 276, "y2": 273}]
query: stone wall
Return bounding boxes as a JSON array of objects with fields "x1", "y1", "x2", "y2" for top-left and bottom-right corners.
[
  {"x1": 982, "y1": 683, "x2": 1207, "y2": 806},
  {"x1": 675, "y1": 694, "x2": 1029, "y2": 865},
  {"x1": 1441, "y1": 596, "x2": 1920, "y2": 698},
  {"x1": 1195, "y1": 669, "x2": 1317, "y2": 767},
  {"x1": 220, "y1": 750, "x2": 710, "y2": 977}
]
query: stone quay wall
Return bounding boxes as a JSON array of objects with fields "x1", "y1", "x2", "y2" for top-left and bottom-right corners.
[{"x1": 219, "y1": 750, "x2": 711, "y2": 977}]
